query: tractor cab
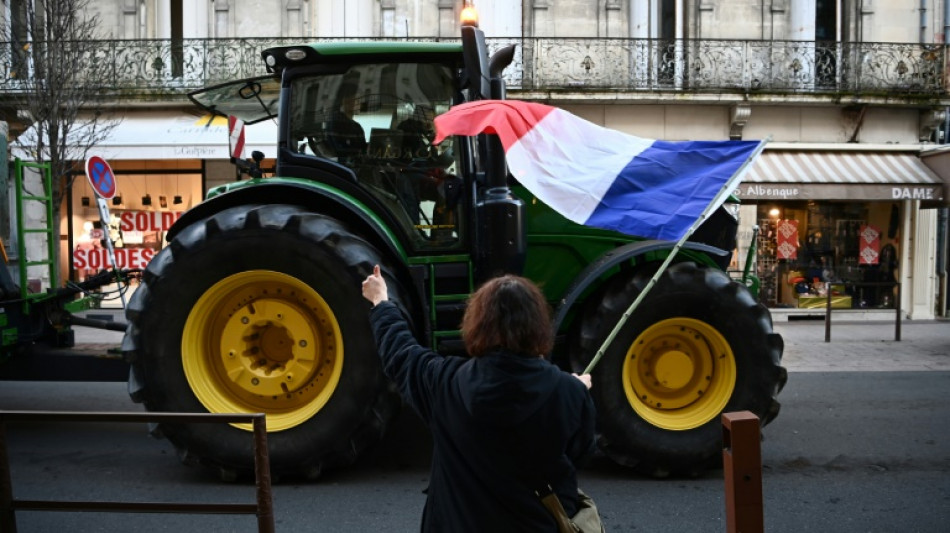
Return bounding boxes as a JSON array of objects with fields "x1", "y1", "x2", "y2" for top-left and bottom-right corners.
[{"x1": 190, "y1": 45, "x2": 471, "y2": 252}]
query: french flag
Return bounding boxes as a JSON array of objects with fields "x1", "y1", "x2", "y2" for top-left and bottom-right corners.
[{"x1": 433, "y1": 100, "x2": 763, "y2": 241}]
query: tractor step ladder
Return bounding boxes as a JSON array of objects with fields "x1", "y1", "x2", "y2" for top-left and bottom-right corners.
[
  {"x1": 417, "y1": 256, "x2": 473, "y2": 351},
  {"x1": 12, "y1": 159, "x2": 57, "y2": 312}
]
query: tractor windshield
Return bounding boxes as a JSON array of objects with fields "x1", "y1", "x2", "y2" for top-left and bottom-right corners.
[{"x1": 286, "y1": 62, "x2": 463, "y2": 248}]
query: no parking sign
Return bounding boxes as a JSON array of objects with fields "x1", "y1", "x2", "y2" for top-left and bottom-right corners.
[{"x1": 85, "y1": 155, "x2": 117, "y2": 199}]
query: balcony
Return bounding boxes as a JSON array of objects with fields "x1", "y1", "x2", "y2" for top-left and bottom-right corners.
[
  {"x1": 511, "y1": 38, "x2": 948, "y2": 105},
  {"x1": 0, "y1": 37, "x2": 946, "y2": 105}
]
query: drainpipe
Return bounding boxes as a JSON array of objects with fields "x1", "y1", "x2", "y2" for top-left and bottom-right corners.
[
  {"x1": 942, "y1": 0, "x2": 950, "y2": 316},
  {"x1": 939, "y1": 209, "x2": 948, "y2": 317},
  {"x1": 945, "y1": 0, "x2": 950, "y2": 43},
  {"x1": 921, "y1": 0, "x2": 928, "y2": 43}
]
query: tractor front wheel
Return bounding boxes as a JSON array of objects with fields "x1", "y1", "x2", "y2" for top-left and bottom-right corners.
[{"x1": 123, "y1": 205, "x2": 402, "y2": 480}]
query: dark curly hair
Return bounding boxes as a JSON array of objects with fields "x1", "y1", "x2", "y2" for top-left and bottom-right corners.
[{"x1": 461, "y1": 275, "x2": 554, "y2": 358}]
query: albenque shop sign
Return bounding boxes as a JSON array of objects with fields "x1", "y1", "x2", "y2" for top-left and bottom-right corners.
[{"x1": 734, "y1": 183, "x2": 943, "y2": 201}]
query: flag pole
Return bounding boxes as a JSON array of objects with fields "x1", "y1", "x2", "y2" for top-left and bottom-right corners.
[{"x1": 582, "y1": 139, "x2": 769, "y2": 375}]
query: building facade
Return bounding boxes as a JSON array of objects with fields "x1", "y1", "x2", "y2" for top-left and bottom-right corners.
[{"x1": 2, "y1": 0, "x2": 948, "y2": 318}]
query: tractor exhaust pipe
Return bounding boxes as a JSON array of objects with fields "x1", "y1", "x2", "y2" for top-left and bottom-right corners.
[{"x1": 466, "y1": 35, "x2": 525, "y2": 281}]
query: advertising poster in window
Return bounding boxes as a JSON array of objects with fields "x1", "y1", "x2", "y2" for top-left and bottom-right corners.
[
  {"x1": 859, "y1": 224, "x2": 881, "y2": 265},
  {"x1": 775, "y1": 219, "x2": 799, "y2": 260}
]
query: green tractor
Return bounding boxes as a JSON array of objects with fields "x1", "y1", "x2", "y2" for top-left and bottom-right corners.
[{"x1": 123, "y1": 23, "x2": 786, "y2": 480}]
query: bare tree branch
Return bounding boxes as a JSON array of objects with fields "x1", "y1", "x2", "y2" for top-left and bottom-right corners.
[{"x1": 7, "y1": 0, "x2": 122, "y2": 206}]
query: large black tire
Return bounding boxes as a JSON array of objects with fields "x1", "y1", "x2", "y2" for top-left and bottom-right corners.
[
  {"x1": 574, "y1": 261, "x2": 786, "y2": 477},
  {"x1": 123, "y1": 205, "x2": 403, "y2": 480}
]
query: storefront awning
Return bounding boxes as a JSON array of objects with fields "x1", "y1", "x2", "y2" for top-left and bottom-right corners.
[
  {"x1": 919, "y1": 146, "x2": 950, "y2": 207},
  {"x1": 736, "y1": 151, "x2": 946, "y2": 204},
  {"x1": 11, "y1": 113, "x2": 278, "y2": 161}
]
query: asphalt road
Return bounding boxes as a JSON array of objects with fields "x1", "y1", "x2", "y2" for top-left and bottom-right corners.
[
  {"x1": 2, "y1": 372, "x2": 948, "y2": 532},
  {"x1": 2, "y1": 319, "x2": 948, "y2": 532}
]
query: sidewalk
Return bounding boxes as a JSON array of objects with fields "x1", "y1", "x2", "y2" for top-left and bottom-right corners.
[{"x1": 773, "y1": 318, "x2": 950, "y2": 372}]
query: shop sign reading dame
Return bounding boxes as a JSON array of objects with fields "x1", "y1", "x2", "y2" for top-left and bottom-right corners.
[{"x1": 735, "y1": 183, "x2": 943, "y2": 201}]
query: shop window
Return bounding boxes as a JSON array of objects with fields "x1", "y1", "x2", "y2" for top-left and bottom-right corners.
[
  {"x1": 121, "y1": 0, "x2": 145, "y2": 39},
  {"x1": 755, "y1": 201, "x2": 900, "y2": 310},
  {"x1": 69, "y1": 168, "x2": 202, "y2": 288}
]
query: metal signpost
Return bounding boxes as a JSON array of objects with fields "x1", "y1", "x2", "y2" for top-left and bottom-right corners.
[{"x1": 84, "y1": 156, "x2": 127, "y2": 308}]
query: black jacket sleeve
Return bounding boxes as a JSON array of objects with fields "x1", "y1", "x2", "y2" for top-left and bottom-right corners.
[
  {"x1": 369, "y1": 301, "x2": 460, "y2": 422},
  {"x1": 566, "y1": 387, "x2": 598, "y2": 466}
]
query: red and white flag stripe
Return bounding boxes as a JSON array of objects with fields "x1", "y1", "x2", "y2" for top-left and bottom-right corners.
[
  {"x1": 433, "y1": 100, "x2": 763, "y2": 241},
  {"x1": 228, "y1": 115, "x2": 246, "y2": 159}
]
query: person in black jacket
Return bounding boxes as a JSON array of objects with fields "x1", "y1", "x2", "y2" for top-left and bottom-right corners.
[
  {"x1": 326, "y1": 94, "x2": 366, "y2": 164},
  {"x1": 361, "y1": 265, "x2": 597, "y2": 532}
]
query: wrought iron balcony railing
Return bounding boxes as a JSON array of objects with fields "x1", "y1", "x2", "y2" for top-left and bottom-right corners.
[
  {"x1": 512, "y1": 38, "x2": 947, "y2": 98},
  {"x1": 0, "y1": 37, "x2": 945, "y2": 100}
]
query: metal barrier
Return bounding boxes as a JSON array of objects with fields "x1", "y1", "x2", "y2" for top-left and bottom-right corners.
[
  {"x1": 824, "y1": 281, "x2": 901, "y2": 342},
  {"x1": 0, "y1": 411, "x2": 274, "y2": 533}
]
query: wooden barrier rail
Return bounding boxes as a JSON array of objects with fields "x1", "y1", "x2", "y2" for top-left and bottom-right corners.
[{"x1": 0, "y1": 411, "x2": 274, "y2": 533}]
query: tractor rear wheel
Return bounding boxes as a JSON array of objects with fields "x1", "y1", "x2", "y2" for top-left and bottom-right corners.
[
  {"x1": 123, "y1": 205, "x2": 402, "y2": 480},
  {"x1": 574, "y1": 261, "x2": 786, "y2": 477}
]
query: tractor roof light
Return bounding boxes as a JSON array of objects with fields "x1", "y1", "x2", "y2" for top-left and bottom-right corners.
[
  {"x1": 460, "y1": 3, "x2": 478, "y2": 27},
  {"x1": 284, "y1": 48, "x2": 307, "y2": 61}
]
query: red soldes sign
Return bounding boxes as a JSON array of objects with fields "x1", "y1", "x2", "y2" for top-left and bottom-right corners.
[
  {"x1": 74, "y1": 245, "x2": 156, "y2": 271},
  {"x1": 118, "y1": 210, "x2": 183, "y2": 232},
  {"x1": 775, "y1": 219, "x2": 799, "y2": 260},
  {"x1": 859, "y1": 224, "x2": 881, "y2": 265},
  {"x1": 73, "y1": 210, "x2": 183, "y2": 272}
]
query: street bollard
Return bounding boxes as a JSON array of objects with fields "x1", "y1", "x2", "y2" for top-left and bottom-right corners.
[
  {"x1": 722, "y1": 411, "x2": 763, "y2": 533},
  {"x1": 252, "y1": 415, "x2": 276, "y2": 533},
  {"x1": 1, "y1": 422, "x2": 17, "y2": 533}
]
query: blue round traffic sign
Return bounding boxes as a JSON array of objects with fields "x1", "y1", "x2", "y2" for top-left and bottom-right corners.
[{"x1": 85, "y1": 155, "x2": 117, "y2": 199}]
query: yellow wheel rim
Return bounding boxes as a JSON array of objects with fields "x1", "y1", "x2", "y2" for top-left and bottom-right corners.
[
  {"x1": 182, "y1": 270, "x2": 343, "y2": 432},
  {"x1": 622, "y1": 318, "x2": 736, "y2": 431}
]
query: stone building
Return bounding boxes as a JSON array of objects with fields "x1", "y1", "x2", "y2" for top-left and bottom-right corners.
[{"x1": 2, "y1": 0, "x2": 948, "y2": 318}]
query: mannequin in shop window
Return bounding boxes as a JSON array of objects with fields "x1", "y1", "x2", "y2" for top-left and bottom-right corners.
[{"x1": 864, "y1": 243, "x2": 898, "y2": 308}]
